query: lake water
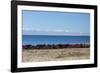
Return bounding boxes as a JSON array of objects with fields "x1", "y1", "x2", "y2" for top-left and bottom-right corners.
[{"x1": 22, "y1": 35, "x2": 90, "y2": 45}]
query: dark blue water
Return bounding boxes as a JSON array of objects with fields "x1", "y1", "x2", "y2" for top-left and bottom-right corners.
[{"x1": 22, "y1": 35, "x2": 90, "y2": 45}]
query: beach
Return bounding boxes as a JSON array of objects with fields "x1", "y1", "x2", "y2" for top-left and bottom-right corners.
[{"x1": 22, "y1": 48, "x2": 90, "y2": 62}]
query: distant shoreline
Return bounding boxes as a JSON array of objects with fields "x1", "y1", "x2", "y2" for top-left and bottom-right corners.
[
  {"x1": 23, "y1": 35, "x2": 90, "y2": 37},
  {"x1": 23, "y1": 43, "x2": 90, "y2": 49}
]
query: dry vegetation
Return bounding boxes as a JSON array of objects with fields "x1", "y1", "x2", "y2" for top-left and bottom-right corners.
[{"x1": 22, "y1": 48, "x2": 90, "y2": 62}]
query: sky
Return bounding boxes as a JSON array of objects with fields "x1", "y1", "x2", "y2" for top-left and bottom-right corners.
[{"x1": 22, "y1": 10, "x2": 90, "y2": 36}]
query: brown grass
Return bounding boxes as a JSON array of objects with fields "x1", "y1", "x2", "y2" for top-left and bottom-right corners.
[{"x1": 22, "y1": 48, "x2": 90, "y2": 62}]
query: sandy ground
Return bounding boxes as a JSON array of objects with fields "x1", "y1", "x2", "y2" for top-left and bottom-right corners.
[{"x1": 22, "y1": 48, "x2": 90, "y2": 62}]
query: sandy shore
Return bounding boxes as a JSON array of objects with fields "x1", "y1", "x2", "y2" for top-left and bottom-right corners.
[{"x1": 22, "y1": 48, "x2": 90, "y2": 62}]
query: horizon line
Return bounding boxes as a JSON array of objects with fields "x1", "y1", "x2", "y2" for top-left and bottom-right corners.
[{"x1": 22, "y1": 34, "x2": 90, "y2": 36}]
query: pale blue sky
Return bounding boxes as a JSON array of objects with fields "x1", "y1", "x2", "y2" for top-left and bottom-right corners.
[{"x1": 22, "y1": 10, "x2": 90, "y2": 36}]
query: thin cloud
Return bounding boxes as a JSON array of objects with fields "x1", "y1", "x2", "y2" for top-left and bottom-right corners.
[
  {"x1": 53, "y1": 29, "x2": 69, "y2": 32},
  {"x1": 23, "y1": 28, "x2": 69, "y2": 33}
]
